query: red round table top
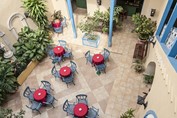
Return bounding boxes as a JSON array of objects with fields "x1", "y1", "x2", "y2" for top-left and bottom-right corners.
[
  {"x1": 33, "y1": 89, "x2": 47, "y2": 101},
  {"x1": 74, "y1": 103, "x2": 88, "y2": 117},
  {"x1": 92, "y1": 54, "x2": 104, "y2": 65},
  {"x1": 59, "y1": 66, "x2": 71, "y2": 77},
  {"x1": 53, "y1": 46, "x2": 65, "y2": 56}
]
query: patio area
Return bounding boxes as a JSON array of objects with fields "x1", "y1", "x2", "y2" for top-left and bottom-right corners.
[{"x1": 3, "y1": 14, "x2": 150, "y2": 118}]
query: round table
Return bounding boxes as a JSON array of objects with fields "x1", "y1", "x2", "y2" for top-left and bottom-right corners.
[
  {"x1": 74, "y1": 103, "x2": 88, "y2": 118},
  {"x1": 59, "y1": 66, "x2": 71, "y2": 77},
  {"x1": 33, "y1": 89, "x2": 47, "y2": 102},
  {"x1": 53, "y1": 46, "x2": 65, "y2": 56},
  {"x1": 92, "y1": 54, "x2": 104, "y2": 65}
]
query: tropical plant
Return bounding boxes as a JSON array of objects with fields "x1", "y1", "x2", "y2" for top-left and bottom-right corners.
[
  {"x1": 0, "y1": 58, "x2": 19, "y2": 105},
  {"x1": 51, "y1": 10, "x2": 63, "y2": 22},
  {"x1": 132, "y1": 14, "x2": 157, "y2": 40},
  {"x1": 22, "y1": 0, "x2": 48, "y2": 28},
  {"x1": 132, "y1": 59, "x2": 144, "y2": 73},
  {"x1": 0, "y1": 107, "x2": 25, "y2": 118},
  {"x1": 120, "y1": 108, "x2": 135, "y2": 118},
  {"x1": 144, "y1": 75, "x2": 154, "y2": 84},
  {"x1": 13, "y1": 27, "x2": 52, "y2": 62}
]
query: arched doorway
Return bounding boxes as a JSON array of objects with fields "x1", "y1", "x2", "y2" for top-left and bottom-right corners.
[{"x1": 143, "y1": 62, "x2": 156, "y2": 84}]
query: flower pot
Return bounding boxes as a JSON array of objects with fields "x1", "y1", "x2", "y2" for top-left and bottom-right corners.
[{"x1": 82, "y1": 33, "x2": 100, "y2": 48}]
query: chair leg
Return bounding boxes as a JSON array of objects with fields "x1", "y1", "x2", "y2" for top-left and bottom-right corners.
[
  {"x1": 51, "y1": 103, "x2": 55, "y2": 108},
  {"x1": 36, "y1": 110, "x2": 41, "y2": 114}
]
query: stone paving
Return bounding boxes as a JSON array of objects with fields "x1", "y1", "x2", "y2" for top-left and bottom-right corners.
[{"x1": 3, "y1": 10, "x2": 150, "y2": 118}]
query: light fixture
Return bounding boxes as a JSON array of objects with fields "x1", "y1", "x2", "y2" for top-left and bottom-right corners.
[
  {"x1": 148, "y1": 36, "x2": 156, "y2": 48},
  {"x1": 97, "y1": 0, "x2": 101, "y2": 5},
  {"x1": 150, "y1": 9, "x2": 156, "y2": 17}
]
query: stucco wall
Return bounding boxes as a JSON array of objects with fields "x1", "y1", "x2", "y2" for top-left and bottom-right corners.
[
  {"x1": 141, "y1": 0, "x2": 167, "y2": 21},
  {"x1": 86, "y1": 0, "x2": 110, "y2": 16},
  {"x1": 0, "y1": 0, "x2": 54, "y2": 48},
  {"x1": 138, "y1": 0, "x2": 177, "y2": 116},
  {"x1": 51, "y1": 0, "x2": 69, "y2": 19}
]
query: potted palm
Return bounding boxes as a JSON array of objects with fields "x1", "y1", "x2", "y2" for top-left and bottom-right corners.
[
  {"x1": 51, "y1": 10, "x2": 63, "y2": 29},
  {"x1": 78, "y1": 19, "x2": 100, "y2": 48},
  {"x1": 132, "y1": 14, "x2": 157, "y2": 41}
]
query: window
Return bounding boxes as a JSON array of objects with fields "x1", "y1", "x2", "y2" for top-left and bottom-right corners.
[{"x1": 156, "y1": 0, "x2": 177, "y2": 72}]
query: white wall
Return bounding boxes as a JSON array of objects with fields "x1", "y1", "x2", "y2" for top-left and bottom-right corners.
[
  {"x1": 86, "y1": 0, "x2": 110, "y2": 16},
  {"x1": 138, "y1": 1, "x2": 177, "y2": 117},
  {"x1": 141, "y1": 0, "x2": 166, "y2": 21}
]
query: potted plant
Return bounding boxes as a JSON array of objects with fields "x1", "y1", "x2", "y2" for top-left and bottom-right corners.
[
  {"x1": 0, "y1": 107, "x2": 25, "y2": 117},
  {"x1": 22, "y1": 0, "x2": 48, "y2": 28},
  {"x1": 120, "y1": 108, "x2": 135, "y2": 118},
  {"x1": 132, "y1": 14, "x2": 157, "y2": 41},
  {"x1": 131, "y1": 59, "x2": 144, "y2": 73},
  {"x1": 0, "y1": 58, "x2": 19, "y2": 105},
  {"x1": 143, "y1": 75, "x2": 154, "y2": 84},
  {"x1": 78, "y1": 18, "x2": 100, "y2": 48},
  {"x1": 51, "y1": 10, "x2": 63, "y2": 28}
]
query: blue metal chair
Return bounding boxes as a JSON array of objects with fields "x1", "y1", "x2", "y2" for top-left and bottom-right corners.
[
  {"x1": 23, "y1": 86, "x2": 35, "y2": 102},
  {"x1": 76, "y1": 94, "x2": 88, "y2": 105},
  {"x1": 70, "y1": 61, "x2": 78, "y2": 73},
  {"x1": 63, "y1": 48, "x2": 73, "y2": 60},
  {"x1": 95, "y1": 63, "x2": 106, "y2": 73},
  {"x1": 61, "y1": 16, "x2": 67, "y2": 28},
  {"x1": 43, "y1": 93, "x2": 57, "y2": 108},
  {"x1": 48, "y1": 50, "x2": 55, "y2": 59},
  {"x1": 51, "y1": 65, "x2": 61, "y2": 79},
  {"x1": 62, "y1": 73, "x2": 75, "y2": 88},
  {"x1": 26, "y1": 101, "x2": 42, "y2": 114},
  {"x1": 58, "y1": 40, "x2": 67, "y2": 47},
  {"x1": 40, "y1": 81, "x2": 54, "y2": 94},
  {"x1": 103, "y1": 48, "x2": 110, "y2": 62},
  {"x1": 86, "y1": 106, "x2": 99, "y2": 118},
  {"x1": 85, "y1": 50, "x2": 93, "y2": 65},
  {"x1": 52, "y1": 56, "x2": 62, "y2": 66},
  {"x1": 63, "y1": 99, "x2": 75, "y2": 116}
]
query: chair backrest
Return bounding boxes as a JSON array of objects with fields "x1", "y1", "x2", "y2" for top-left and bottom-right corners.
[
  {"x1": 48, "y1": 50, "x2": 55, "y2": 58},
  {"x1": 51, "y1": 65, "x2": 57, "y2": 74},
  {"x1": 76, "y1": 94, "x2": 87, "y2": 101},
  {"x1": 52, "y1": 56, "x2": 62, "y2": 64},
  {"x1": 23, "y1": 86, "x2": 32, "y2": 97},
  {"x1": 41, "y1": 81, "x2": 51, "y2": 88},
  {"x1": 63, "y1": 99, "x2": 69, "y2": 112},
  {"x1": 103, "y1": 48, "x2": 110, "y2": 57},
  {"x1": 61, "y1": 17, "x2": 67, "y2": 27},
  {"x1": 70, "y1": 61, "x2": 77, "y2": 68},
  {"x1": 85, "y1": 50, "x2": 90, "y2": 58},
  {"x1": 58, "y1": 40, "x2": 67, "y2": 47}
]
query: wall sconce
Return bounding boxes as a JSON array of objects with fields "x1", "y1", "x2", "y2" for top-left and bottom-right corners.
[
  {"x1": 150, "y1": 9, "x2": 156, "y2": 17},
  {"x1": 148, "y1": 36, "x2": 156, "y2": 48},
  {"x1": 97, "y1": 0, "x2": 101, "y2": 5}
]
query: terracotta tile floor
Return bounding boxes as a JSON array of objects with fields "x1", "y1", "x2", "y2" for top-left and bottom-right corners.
[{"x1": 3, "y1": 10, "x2": 151, "y2": 118}]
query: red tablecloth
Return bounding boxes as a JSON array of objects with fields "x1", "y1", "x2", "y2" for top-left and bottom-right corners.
[
  {"x1": 33, "y1": 89, "x2": 47, "y2": 103},
  {"x1": 92, "y1": 54, "x2": 104, "y2": 65},
  {"x1": 59, "y1": 66, "x2": 71, "y2": 77},
  {"x1": 53, "y1": 46, "x2": 65, "y2": 56},
  {"x1": 52, "y1": 22, "x2": 61, "y2": 28},
  {"x1": 74, "y1": 103, "x2": 88, "y2": 118}
]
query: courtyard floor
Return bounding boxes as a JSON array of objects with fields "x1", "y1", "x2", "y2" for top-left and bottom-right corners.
[{"x1": 3, "y1": 10, "x2": 150, "y2": 118}]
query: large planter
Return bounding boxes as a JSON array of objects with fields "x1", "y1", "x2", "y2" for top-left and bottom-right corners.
[
  {"x1": 17, "y1": 60, "x2": 39, "y2": 85},
  {"x1": 82, "y1": 33, "x2": 100, "y2": 48}
]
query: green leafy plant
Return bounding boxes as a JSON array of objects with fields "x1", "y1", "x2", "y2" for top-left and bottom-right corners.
[
  {"x1": 120, "y1": 108, "x2": 135, "y2": 118},
  {"x1": 132, "y1": 14, "x2": 157, "y2": 40},
  {"x1": 79, "y1": 6, "x2": 123, "y2": 35},
  {"x1": 132, "y1": 59, "x2": 144, "y2": 73},
  {"x1": 0, "y1": 58, "x2": 19, "y2": 105},
  {"x1": 51, "y1": 10, "x2": 63, "y2": 22},
  {"x1": 144, "y1": 75, "x2": 154, "y2": 84},
  {"x1": 0, "y1": 107, "x2": 25, "y2": 118},
  {"x1": 22, "y1": 0, "x2": 48, "y2": 28},
  {"x1": 13, "y1": 27, "x2": 52, "y2": 62}
]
